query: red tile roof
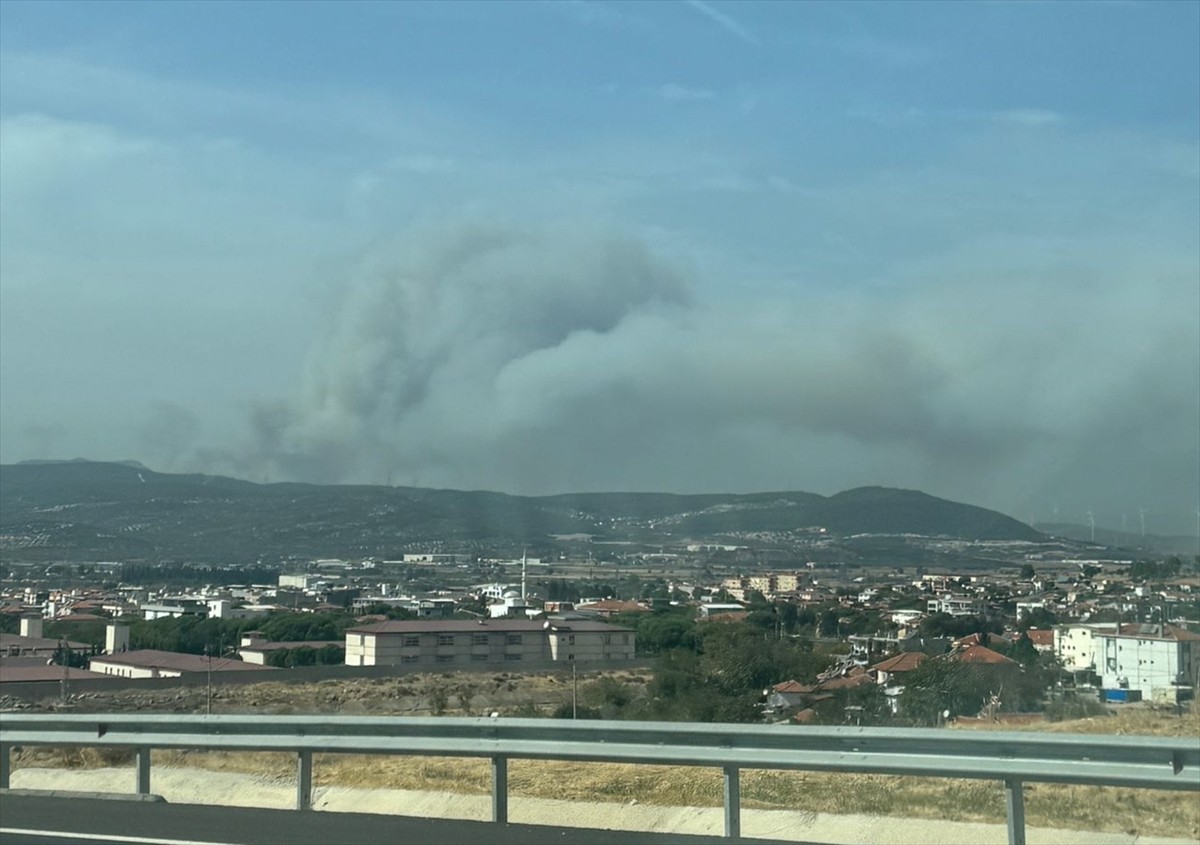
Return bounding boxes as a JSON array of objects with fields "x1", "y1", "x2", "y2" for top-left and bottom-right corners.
[
  {"x1": 870, "y1": 651, "x2": 928, "y2": 673},
  {"x1": 1025, "y1": 629, "x2": 1054, "y2": 647},
  {"x1": 952, "y1": 645, "x2": 1016, "y2": 665}
]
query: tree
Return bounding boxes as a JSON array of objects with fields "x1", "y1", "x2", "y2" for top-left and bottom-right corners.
[
  {"x1": 1020, "y1": 563, "x2": 1036, "y2": 580},
  {"x1": 1018, "y1": 607, "x2": 1058, "y2": 632}
]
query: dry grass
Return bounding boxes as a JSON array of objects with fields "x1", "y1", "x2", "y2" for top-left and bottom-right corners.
[{"x1": 11, "y1": 703, "x2": 1198, "y2": 839}]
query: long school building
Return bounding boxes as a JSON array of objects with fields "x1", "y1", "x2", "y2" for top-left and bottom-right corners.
[{"x1": 344, "y1": 619, "x2": 636, "y2": 668}]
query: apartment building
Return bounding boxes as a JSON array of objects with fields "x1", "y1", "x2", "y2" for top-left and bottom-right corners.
[
  {"x1": 926, "y1": 594, "x2": 982, "y2": 616},
  {"x1": 343, "y1": 619, "x2": 635, "y2": 668},
  {"x1": 1055, "y1": 623, "x2": 1199, "y2": 702}
]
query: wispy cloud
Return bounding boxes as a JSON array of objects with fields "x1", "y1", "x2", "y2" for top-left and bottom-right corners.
[
  {"x1": 989, "y1": 109, "x2": 1064, "y2": 127},
  {"x1": 684, "y1": 0, "x2": 758, "y2": 45},
  {"x1": 548, "y1": 0, "x2": 645, "y2": 32},
  {"x1": 656, "y1": 83, "x2": 716, "y2": 103}
]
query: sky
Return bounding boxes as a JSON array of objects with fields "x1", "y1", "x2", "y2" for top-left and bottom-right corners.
[{"x1": 1, "y1": 0, "x2": 1198, "y2": 535}]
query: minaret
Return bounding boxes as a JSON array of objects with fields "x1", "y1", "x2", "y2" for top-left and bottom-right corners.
[{"x1": 521, "y1": 549, "x2": 527, "y2": 602}]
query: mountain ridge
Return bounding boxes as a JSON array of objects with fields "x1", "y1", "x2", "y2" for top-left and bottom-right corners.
[{"x1": 0, "y1": 460, "x2": 1044, "y2": 563}]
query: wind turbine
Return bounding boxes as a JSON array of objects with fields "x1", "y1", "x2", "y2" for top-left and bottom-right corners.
[
  {"x1": 1086, "y1": 510, "x2": 1095, "y2": 543},
  {"x1": 1138, "y1": 507, "x2": 1147, "y2": 539}
]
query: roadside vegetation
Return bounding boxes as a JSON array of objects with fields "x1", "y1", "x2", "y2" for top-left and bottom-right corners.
[{"x1": 12, "y1": 703, "x2": 1197, "y2": 839}]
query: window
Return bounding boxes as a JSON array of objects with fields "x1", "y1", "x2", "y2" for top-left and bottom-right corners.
[
  {"x1": 401, "y1": 655, "x2": 420, "y2": 664},
  {"x1": 471, "y1": 633, "x2": 489, "y2": 646},
  {"x1": 438, "y1": 634, "x2": 455, "y2": 646},
  {"x1": 506, "y1": 634, "x2": 522, "y2": 645},
  {"x1": 436, "y1": 654, "x2": 454, "y2": 663},
  {"x1": 402, "y1": 635, "x2": 420, "y2": 647},
  {"x1": 471, "y1": 654, "x2": 489, "y2": 662},
  {"x1": 568, "y1": 635, "x2": 575, "y2": 645},
  {"x1": 505, "y1": 654, "x2": 522, "y2": 661}
]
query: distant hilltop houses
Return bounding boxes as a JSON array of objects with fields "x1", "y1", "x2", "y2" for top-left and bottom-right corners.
[{"x1": 0, "y1": 546, "x2": 1196, "y2": 712}]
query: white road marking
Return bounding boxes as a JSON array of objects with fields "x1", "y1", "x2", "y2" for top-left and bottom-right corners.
[{"x1": 0, "y1": 828, "x2": 243, "y2": 845}]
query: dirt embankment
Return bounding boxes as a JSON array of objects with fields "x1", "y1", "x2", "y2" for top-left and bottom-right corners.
[{"x1": 1, "y1": 667, "x2": 651, "y2": 717}]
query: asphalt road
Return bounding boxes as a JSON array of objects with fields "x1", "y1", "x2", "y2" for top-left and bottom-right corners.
[{"x1": 0, "y1": 794, "x2": 802, "y2": 845}]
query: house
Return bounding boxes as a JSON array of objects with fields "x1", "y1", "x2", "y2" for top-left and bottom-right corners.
[
  {"x1": 1, "y1": 618, "x2": 90, "y2": 660},
  {"x1": 1054, "y1": 623, "x2": 1198, "y2": 703},
  {"x1": 869, "y1": 651, "x2": 928, "y2": 714},
  {"x1": 699, "y1": 603, "x2": 746, "y2": 619},
  {"x1": 927, "y1": 594, "x2": 983, "y2": 616},
  {"x1": 1025, "y1": 629, "x2": 1055, "y2": 653},
  {"x1": 238, "y1": 634, "x2": 344, "y2": 665},
  {"x1": 89, "y1": 649, "x2": 274, "y2": 679},
  {"x1": 765, "y1": 680, "x2": 808, "y2": 711},
  {"x1": 0, "y1": 633, "x2": 90, "y2": 660},
  {"x1": 140, "y1": 599, "x2": 208, "y2": 621},
  {"x1": 343, "y1": 619, "x2": 635, "y2": 668},
  {"x1": 575, "y1": 599, "x2": 650, "y2": 618},
  {"x1": 950, "y1": 644, "x2": 1016, "y2": 665}
]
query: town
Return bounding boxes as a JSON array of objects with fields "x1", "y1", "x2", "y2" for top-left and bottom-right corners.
[{"x1": 2, "y1": 543, "x2": 1196, "y2": 726}]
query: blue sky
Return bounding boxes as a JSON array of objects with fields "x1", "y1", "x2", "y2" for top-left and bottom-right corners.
[{"x1": 1, "y1": 0, "x2": 1197, "y2": 534}]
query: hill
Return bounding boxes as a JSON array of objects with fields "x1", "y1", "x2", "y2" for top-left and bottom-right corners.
[{"x1": 0, "y1": 461, "x2": 1043, "y2": 563}]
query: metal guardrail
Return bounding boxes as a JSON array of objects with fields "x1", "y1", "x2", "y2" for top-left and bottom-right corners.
[{"x1": 1, "y1": 714, "x2": 1196, "y2": 845}]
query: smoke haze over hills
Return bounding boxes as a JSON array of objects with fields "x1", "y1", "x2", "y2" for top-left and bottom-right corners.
[{"x1": 0, "y1": 3, "x2": 1197, "y2": 534}]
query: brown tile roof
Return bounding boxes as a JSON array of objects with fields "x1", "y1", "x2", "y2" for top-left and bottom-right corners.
[
  {"x1": 575, "y1": 600, "x2": 650, "y2": 613},
  {"x1": 1025, "y1": 629, "x2": 1054, "y2": 646},
  {"x1": 0, "y1": 633, "x2": 89, "y2": 651},
  {"x1": 952, "y1": 645, "x2": 1016, "y2": 665},
  {"x1": 89, "y1": 650, "x2": 273, "y2": 674},
  {"x1": 818, "y1": 673, "x2": 871, "y2": 691},
  {"x1": 773, "y1": 680, "x2": 807, "y2": 694},
  {"x1": 0, "y1": 664, "x2": 109, "y2": 683},
  {"x1": 870, "y1": 651, "x2": 928, "y2": 673},
  {"x1": 239, "y1": 640, "x2": 343, "y2": 653}
]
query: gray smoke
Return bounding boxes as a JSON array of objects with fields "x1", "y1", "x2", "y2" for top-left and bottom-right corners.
[{"x1": 219, "y1": 222, "x2": 1199, "y2": 529}]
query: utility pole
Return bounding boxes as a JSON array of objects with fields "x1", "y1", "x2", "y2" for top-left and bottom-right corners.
[
  {"x1": 206, "y1": 644, "x2": 213, "y2": 717},
  {"x1": 572, "y1": 661, "x2": 578, "y2": 720}
]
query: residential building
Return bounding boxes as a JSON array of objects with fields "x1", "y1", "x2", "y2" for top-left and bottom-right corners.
[
  {"x1": 343, "y1": 619, "x2": 635, "y2": 668},
  {"x1": 927, "y1": 594, "x2": 982, "y2": 616},
  {"x1": 89, "y1": 649, "x2": 274, "y2": 679},
  {"x1": 1054, "y1": 623, "x2": 1198, "y2": 702}
]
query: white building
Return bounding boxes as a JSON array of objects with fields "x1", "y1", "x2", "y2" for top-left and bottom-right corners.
[
  {"x1": 926, "y1": 594, "x2": 982, "y2": 616},
  {"x1": 343, "y1": 619, "x2": 635, "y2": 668},
  {"x1": 140, "y1": 599, "x2": 208, "y2": 621},
  {"x1": 89, "y1": 649, "x2": 273, "y2": 679},
  {"x1": 1054, "y1": 623, "x2": 1199, "y2": 702}
]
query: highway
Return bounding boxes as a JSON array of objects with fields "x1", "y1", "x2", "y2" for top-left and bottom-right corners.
[{"x1": 0, "y1": 794, "x2": 801, "y2": 845}]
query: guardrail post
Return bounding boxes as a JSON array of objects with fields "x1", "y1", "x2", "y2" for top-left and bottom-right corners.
[
  {"x1": 297, "y1": 750, "x2": 313, "y2": 811},
  {"x1": 0, "y1": 743, "x2": 10, "y2": 789},
  {"x1": 491, "y1": 755, "x2": 508, "y2": 824},
  {"x1": 723, "y1": 765, "x2": 740, "y2": 839},
  {"x1": 1005, "y1": 778, "x2": 1026, "y2": 845},
  {"x1": 135, "y1": 747, "x2": 151, "y2": 795}
]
